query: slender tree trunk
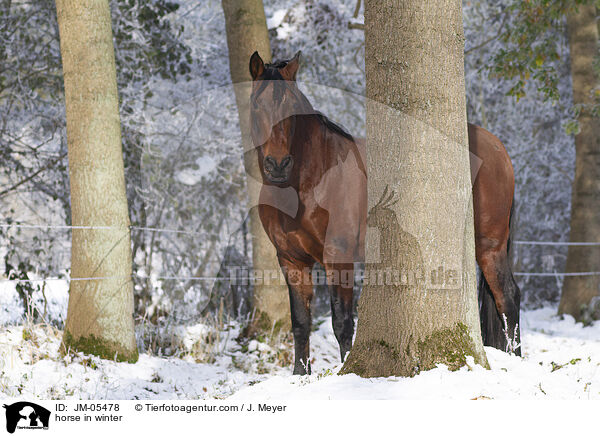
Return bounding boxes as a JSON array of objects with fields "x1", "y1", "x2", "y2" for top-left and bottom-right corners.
[
  {"x1": 222, "y1": 0, "x2": 290, "y2": 332},
  {"x1": 559, "y1": 5, "x2": 600, "y2": 322},
  {"x1": 56, "y1": 0, "x2": 137, "y2": 362},
  {"x1": 341, "y1": 0, "x2": 487, "y2": 377}
]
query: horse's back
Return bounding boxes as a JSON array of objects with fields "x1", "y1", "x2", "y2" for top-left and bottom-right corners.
[
  {"x1": 468, "y1": 123, "x2": 515, "y2": 252},
  {"x1": 468, "y1": 124, "x2": 514, "y2": 181}
]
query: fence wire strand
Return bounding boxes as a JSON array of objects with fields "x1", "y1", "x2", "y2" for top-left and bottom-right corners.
[{"x1": 1, "y1": 222, "x2": 600, "y2": 279}]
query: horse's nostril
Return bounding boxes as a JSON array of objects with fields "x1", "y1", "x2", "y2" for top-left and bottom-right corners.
[
  {"x1": 264, "y1": 155, "x2": 293, "y2": 174},
  {"x1": 264, "y1": 156, "x2": 277, "y2": 172}
]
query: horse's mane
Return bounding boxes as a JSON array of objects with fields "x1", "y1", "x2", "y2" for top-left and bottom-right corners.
[
  {"x1": 262, "y1": 63, "x2": 286, "y2": 80},
  {"x1": 315, "y1": 112, "x2": 354, "y2": 142},
  {"x1": 261, "y1": 59, "x2": 355, "y2": 144},
  {"x1": 266, "y1": 60, "x2": 289, "y2": 70}
]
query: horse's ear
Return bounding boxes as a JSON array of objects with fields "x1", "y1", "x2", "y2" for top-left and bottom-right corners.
[
  {"x1": 281, "y1": 51, "x2": 301, "y2": 81},
  {"x1": 249, "y1": 51, "x2": 265, "y2": 80}
]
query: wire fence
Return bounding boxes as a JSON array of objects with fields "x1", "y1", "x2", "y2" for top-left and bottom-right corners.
[
  {"x1": 513, "y1": 271, "x2": 600, "y2": 277},
  {"x1": 512, "y1": 239, "x2": 600, "y2": 277},
  {"x1": 0, "y1": 276, "x2": 231, "y2": 284},
  {"x1": 0, "y1": 223, "x2": 205, "y2": 236},
  {"x1": 0, "y1": 222, "x2": 598, "y2": 280},
  {"x1": 0, "y1": 222, "x2": 232, "y2": 284},
  {"x1": 513, "y1": 240, "x2": 600, "y2": 247}
]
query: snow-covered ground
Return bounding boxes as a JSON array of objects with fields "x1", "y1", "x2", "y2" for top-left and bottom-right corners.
[{"x1": 1, "y1": 281, "x2": 600, "y2": 400}]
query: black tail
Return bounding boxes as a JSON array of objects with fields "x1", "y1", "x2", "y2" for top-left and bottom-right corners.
[
  {"x1": 507, "y1": 200, "x2": 515, "y2": 259},
  {"x1": 478, "y1": 198, "x2": 521, "y2": 355},
  {"x1": 478, "y1": 268, "x2": 503, "y2": 347}
]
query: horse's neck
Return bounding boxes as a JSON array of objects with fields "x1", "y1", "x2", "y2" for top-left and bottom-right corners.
[
  {"x1": 292, "y1": 115, "x2": 327, "y2": 173},
  {"x1": 293, "y1": 115, "x2": 356, "y2": 173}
]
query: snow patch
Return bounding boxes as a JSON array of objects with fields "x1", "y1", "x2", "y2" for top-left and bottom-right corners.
[
  {"x1": 175, "y1": 156, "x2": 218, "y2": 186},
  {"x1": 267, "y1": 9, "x2": 287, "y2": 29},
  {"x1": 2, "y1": 279, "x2": 600, "y2": 400}
]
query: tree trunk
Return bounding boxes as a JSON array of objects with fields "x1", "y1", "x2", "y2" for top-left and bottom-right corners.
[
  {"x1": 559, "y1": 5, "x2": 600, "y2": 322},
  {"x1": 341, "y1": 0, "x2": 487, "y2": 377},
  {"x1": 56, "y1": 0, "x2": 137, "y2": 362},
  {"x1": 222, "y1": 0, "x2": 290, "y2": 332}
]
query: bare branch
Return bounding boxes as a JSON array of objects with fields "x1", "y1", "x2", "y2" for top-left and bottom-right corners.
[
  {"x1": 349, "y1": 0, "x2": 364, "y2": 30},
  {"x1": 352, "y1": 0, "x2": 361, "y2": 18},
  {"x1": 465, "y1": 10, "x2": 509, "y2": 55},
  {"x1": 0, "y1": 152, "x2": 67, "y2": 199}
]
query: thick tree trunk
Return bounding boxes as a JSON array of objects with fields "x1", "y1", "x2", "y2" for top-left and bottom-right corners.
[
  {"x1": 341, "y1": 0, "x2": 487, "y2": 377},
  {"x1": 559, "y1": 5, "x2": 600, "y2": 322},
  {"x1": 222, "y1": 0, "x2": 290, "y2": 332},
  {"x1": 56, "y1": 0, "x2": 137, "y2": 362}
]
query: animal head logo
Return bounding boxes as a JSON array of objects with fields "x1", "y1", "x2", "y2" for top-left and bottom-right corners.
[
  {"x1": 367, "y1": 185, "x2": 399, "y2": 229},
  {"x1": 367, "y1": 185, "x2": 423, "y2": 273},
  {"x1": 3, "y1": 402, "x2": 50, "y2": 434}
]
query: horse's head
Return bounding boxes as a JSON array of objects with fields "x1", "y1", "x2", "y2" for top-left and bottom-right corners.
[{"x1": 249, "y1": 51, "x2": 305, "y2": 184}]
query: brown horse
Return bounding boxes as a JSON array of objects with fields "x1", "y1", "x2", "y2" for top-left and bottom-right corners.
[
  {"x1": 469, "y1": 125, "x2": 521, "y2": 356},
  {"x1": 249, "y1": 52, "x2": 520, "y2": 374}
]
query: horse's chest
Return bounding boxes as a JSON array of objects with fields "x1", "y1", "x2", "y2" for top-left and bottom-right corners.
[{"x1": 259, "y1": 202, "x2": 322, "y2": 260}]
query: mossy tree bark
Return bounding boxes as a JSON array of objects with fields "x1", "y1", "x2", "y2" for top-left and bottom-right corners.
[
  {"x1": 559, "y1": 5, "x2": 600, "y2": 322},
  {"x1": 222, "y1": 0, "x2": 290, "y2": 333},
  {"x1": 56, "y1": 0, "x2": 138, "y2": 362},
  {"x1": 340, "y1": 0, "x2": 487, "y2": 377}
]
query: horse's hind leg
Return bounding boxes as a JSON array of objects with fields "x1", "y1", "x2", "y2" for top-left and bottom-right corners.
[
  {"x1": 279, "y1": 257, "x2": 314, "y2": 375},
  {"x1": 325, "y1": 262, "x2": 355, "y2": 362},
  {"x1": 478, "y1": 245, "x2": 521, "y2": 355}
]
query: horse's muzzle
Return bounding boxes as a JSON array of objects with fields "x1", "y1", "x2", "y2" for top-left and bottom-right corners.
[{"x1": 263, "y1": 155, "x2": 294, "y2": 184}]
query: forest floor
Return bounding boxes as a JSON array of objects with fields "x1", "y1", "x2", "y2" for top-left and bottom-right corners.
[{"x1": 1, "y1": 282, "x2": 600, "y2": 400}]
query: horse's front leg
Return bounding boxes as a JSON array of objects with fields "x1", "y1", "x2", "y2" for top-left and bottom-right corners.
[
  {"x1": 279, "y1": 257, "x2": 314, "y2": 375},
  {"x1": 324, "y1": 262, "x2": 355, "y2": 362}
]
